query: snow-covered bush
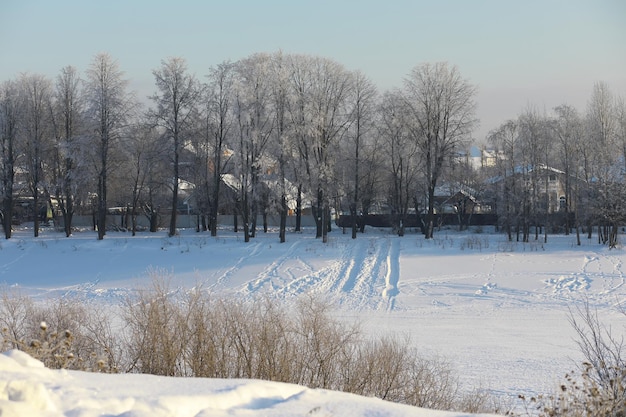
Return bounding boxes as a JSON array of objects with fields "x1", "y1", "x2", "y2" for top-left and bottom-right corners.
[
  {"x1": 120, "y1": 275, "x2": 496, "y2": 412},
  {"x1": 1, "y1": 279, "x2": 498, "y2": 413},
  {"x1": 516, "y1": 302, "x2": 626, "y2": 416},
  {"x1": 1, "y1": 287, "x2": 120, "y2": 372}
]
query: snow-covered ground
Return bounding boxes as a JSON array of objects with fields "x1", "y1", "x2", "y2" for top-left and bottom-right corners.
[{"x1": 2, "y1": 224, "x2": 626, "y2": 416}]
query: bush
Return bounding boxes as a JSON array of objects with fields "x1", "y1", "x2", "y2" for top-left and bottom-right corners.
[
  {"x1": 0, "y1": 287, "x2": 120, "y2": 372},
  {"x1": 120, "y1": 277, "x2": 497, "y2": 412},
  {"x1": 517, "y1": 302, "x2": 626, "y2": 416},
  {"x1": 1, "y1": 278, "x2": 499, "y2": 413}
]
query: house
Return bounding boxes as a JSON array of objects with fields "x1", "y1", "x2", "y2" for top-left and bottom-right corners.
[{"x1": 485, "y1": 164, "x2": 574, "y2": 214}]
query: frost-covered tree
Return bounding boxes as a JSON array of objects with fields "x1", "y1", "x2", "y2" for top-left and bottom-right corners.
[
  {"x1": 204, "y1": 61, "x2": 235, "y2": 237},
  {"x1": 401, "y1": 62, "x2": 477, "y2": 239},
  {"x1": 122, "y1": 121, "x2": 166, "y2": 235},
  {"x1": 488, "y1": 120, "x2": 519, "y2": 241},
  {"x1": 551, "y1": 104, "x2": 584, "y2": 241},
  {"x1": 518, "y1": 107, "x2": 551, "y2": 242},
  {"x1": 268, "y1": 52, "x2": 293, "y2": 243},
  {"x1": 0, "y1": 80, "x2": 20, "y2": 239},
  {"x1": 288, "y1": 55, "x2": 353, "y2": 242},
  {"x1": 344, "y1": 70, "x2": 377, "y2": 238},
  {"x1": 585, "y1": 82, "x2": 624, "y2": 247},
  {"x1": 84, "y1": 53, "x2": 133, "y2": 240},
  {"x1": 50, "y1": 66, "x2": 84, "y2": 237},
  {"x1": 19, "y1": 73, "x2": 53, "y2": 237},
  {"x1": 379, "y1": 91, "x2": 419, "y2": 236},
  {"x1": 150, "y1": 57, "x2": 202, "y2": 237},
  {"x1": 233, "y1": 54, "x2": 275, "y2": 242}
]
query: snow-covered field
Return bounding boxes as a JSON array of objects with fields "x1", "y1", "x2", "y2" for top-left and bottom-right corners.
[{"x1": 2, "y1": 224, "x2": 626, "y2": 416}]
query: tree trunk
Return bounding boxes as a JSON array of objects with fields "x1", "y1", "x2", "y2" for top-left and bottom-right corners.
[
  {"x1": 2, "y1": 195, "x2": 13, "y2": 239},
  {"x1": 97, "y1": 174, "x2": 106, "y2": 240},
  {"x1": 322, "y1": 204, "x2": 329, "y2": 244},
  {"x1": 315, "y1": 187, "x2": 323, "y2": 239},
  {"x1": 350, "y1": 203, "x2": 358, "y2": 239},
  {"x1": 169, "y1": 168, "x2": 179, "y2": 237},
  {"x1": 425, "y1": 186, "x2": 435, "y2": 239},
  {"x1": 250, "y1": 200, "x2": 257, "y2": 238},
  {"x1": 359, "y1": 203, "x2": 369, "y2": 234},
  {"x1": 295, "y1": 184, "x2": 302, "y2": 232},
  {"x1": 242, "y1": 194, "x2": 250, "y2": 243},
  {"x1": 33, "y1": 194, "x2": 40, "y2": 238},
  {"x1": 279, "y1": 194, "x2": 287, "y2": 243},
  {"x1": 149, "y1": 209, "x2": 158, "y2": 233}
]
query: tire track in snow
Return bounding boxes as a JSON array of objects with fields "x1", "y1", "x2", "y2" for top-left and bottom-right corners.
[
  {"x1": 274, "y1": 235, "x2": 396, "y2": 310},
  {"x1": 328, "y1": 238, "x2": 368, "y2": 295},
  {"x1": 211, "y1": 240, "x2": 264, "y2": 289},
  {"x1": 241, "y1": 240, "x2": 303, "y2": 295},
  {"x1": 382, "y1": 237, "x2": 400, "y2": 311},
  {"x1": 349, "y1": 236, "x2": 391, "y2": 309}
]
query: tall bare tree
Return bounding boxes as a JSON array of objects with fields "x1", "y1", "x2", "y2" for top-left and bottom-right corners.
[
  {"x1": 268, "y1": 52, "x2": 292, "y2": 243},
  {"x1": 123, "y1": 122, "x2": 164, "y2": 235},
  {"x1": 0, "y1": 80, "x2": 20, "y2": 239},
  {"x1": 289, "y1": 55, "x2": 353, "y2": 242},
  {"x1": 150, "y1": 57, "x2": 201, "y2": 237},
  {"x1": 488, "y1": 120, "x2": 519, "y2": 241},
  {"x1": 402, "y1": 62, "x2": 477, "y2": 239},
  {"x1": 379, "y1": 91, "x2": 419, "y2": 236},
  {"x1": 205, "y1": 61, "x2": 235, "y2": 237},
  {"x1": 552, "y1": 105, "x2": 583, "y2": 239},
  {"x1": 586, "y1": 81, "x2": 622, "y2": 247},
  {"x1": 19, "y1": 73, "x2": 53, "y2": 237},
  {"x1": 233, "y1": 54, "x2": 275, "y2": 242},
  {"x1": 518, "y1": 107, "x2": 550, "y2": 242},
  {"x1": 345, "y1": 70, "x2": 377, "y2": 238},
  {"x1": 84, "y1": 53, "x2": 133, "y2": 240},
  {"x1": 50, "y1": 66, "x2": 83, "y2": 237}
]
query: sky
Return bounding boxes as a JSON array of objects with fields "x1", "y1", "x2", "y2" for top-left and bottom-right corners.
[{"x1": 1, "y1": 0, "x2": 625, "y2": 142}]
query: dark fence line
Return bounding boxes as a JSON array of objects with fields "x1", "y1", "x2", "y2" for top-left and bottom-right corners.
[{"x1": 334, "y1": 213, "x2": 583, "y2": 230}]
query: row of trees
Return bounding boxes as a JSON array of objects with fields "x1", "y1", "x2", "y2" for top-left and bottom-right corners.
[
  {"x1": 1, "y1": 50, "x2": 624, "y2": 245},
  {"x1": 487, "y1": 82, "x2": 626, "y2": 247},
  {"x1": 0, "y1": 51, "x2": 477, "y2": 242}
]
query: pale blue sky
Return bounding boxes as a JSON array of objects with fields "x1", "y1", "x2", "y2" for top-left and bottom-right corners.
[{"x1": 1, "y1": 0, "x2": 624, "y2": 141}]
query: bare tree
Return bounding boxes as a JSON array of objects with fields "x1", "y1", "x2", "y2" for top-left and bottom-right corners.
[
  {"x1": 19, "y1": 73, "x2": 53, "y2": 237},
  {"x1": 345, "y1": 70, "x2": 377, "y2": 238},
  {"x1": 517, "y1": 107, "x2": 549, "y2": 242},
  {"x1": 552, "y1": 105, "x2": 584, "y2": 241},
  {"x1": 617, "y1": 97, "x2": 626, "y2": 175},
  {"x1": 84, "y1": 53, "x2": 133, "y2": 240},
  {"x1": 488, "y1": 120, "x2": 519, "y2": 241},
  {"x1": 379, "y1": 91, "x2": 419, "y2": 236},
  {"x1": 288, "y1": 55, "x2": 353, "y2": 242},
  {"x1": 233, "y1": 54, "x2": 275, "y2": 242},
  {"x1": 268, "y1": 51, "x2": 292, "y2": 243},
  {"x1": 0, "y1": 80, "x2": 20, "y2": 239},
  {"x1": 50, "y1": 66, "x2": 84, "y2": 237},
  {"x1": 122, "y1": 122, "x2": 165, "y2": 235},
  {"x1": 150, "y1": 57, "x2": 202, "y2": 237},
  {"x1": 586, "y1": 82, "x2": 623, "y2": 247},
  {"x1": 402, "y1": 62, "x2": 477, "y2": 239},
  {"x1": 205, "y1": 62, "x2": 235, "y2": 237}
]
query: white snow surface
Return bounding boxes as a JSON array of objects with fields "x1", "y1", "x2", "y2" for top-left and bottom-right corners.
[{"x1": 2, "y1": 225, "x2": 626, "y2": 416}]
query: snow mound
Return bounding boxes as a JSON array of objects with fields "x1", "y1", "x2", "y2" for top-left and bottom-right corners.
[
  {"x1": 0, "y1": 351, "x2": 58, "y2": 415},
  {"x1": 0, "y1": 350, "x2": 496, "y2": 417},
  {"x1": 3, "y1": 349, "x2": 46, "y2": 369}
]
